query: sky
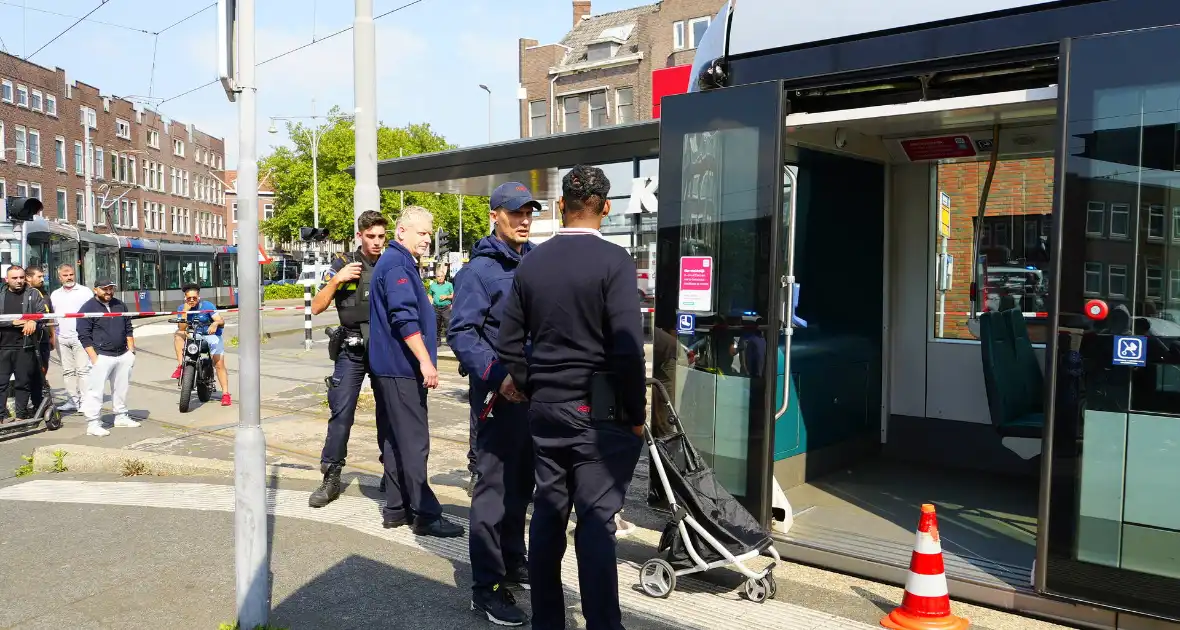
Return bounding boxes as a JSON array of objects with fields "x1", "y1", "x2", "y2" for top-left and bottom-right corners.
[{"x1": 0, "y1": 0, "x2": 646, "y2": 168}]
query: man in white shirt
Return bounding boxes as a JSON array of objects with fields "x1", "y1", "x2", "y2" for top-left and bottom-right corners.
[{"x1": 49, "y1": 264, "x2": 93, "y2": 412}]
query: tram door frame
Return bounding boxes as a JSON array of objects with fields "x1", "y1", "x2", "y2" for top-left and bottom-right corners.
[{"x1": 657, "y1": 80, "x2": 790, "y2": 525}]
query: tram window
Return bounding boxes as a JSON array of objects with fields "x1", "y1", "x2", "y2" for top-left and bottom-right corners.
[
  {"x1": 122, "y1": 256, "x2": 141, "y2": 291},
  {"x1": 197, "y1": 259, "x2": 213, "y2": 288},
  {"x1": 218, "y1": 257, "x2": 234, "y2": 287},
  {"x1": 933, "y1": 160, "x2": 1053, "y2": 341},
  {"x1": 180, "y1": 259, "x2": 197, "y2": 286},
  {"x1": 164, "y1": 257, "x2": 181, "y2": 290},
  {"x1": 142, "y1": 259, "x2": 158, "y2": 291}
]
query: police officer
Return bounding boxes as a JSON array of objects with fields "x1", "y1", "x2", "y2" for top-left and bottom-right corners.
[
  {"x1": 496, "y1": 165, "x2": 646, "y2": 630},
  {"x1": 369, "y1": 205, "x2": 463, "y2": 538},
  {"x1": 307, "y1": 210, "x2": 389, "y2": 508},
  {"x1": 449, "y1": 182, "x2": 537, "y2": 626}
]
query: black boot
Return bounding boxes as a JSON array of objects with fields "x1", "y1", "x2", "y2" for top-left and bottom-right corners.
[{"x1": 309, "y1": 463, "x2": 343, "y2": 508}]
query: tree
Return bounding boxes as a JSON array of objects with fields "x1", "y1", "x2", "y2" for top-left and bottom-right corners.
[{"x1": 258, "y1": 107, "x2": 490, "y2": 252}]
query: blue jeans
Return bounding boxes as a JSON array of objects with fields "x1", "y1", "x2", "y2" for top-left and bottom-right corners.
[{"x1": 321, "y1": 347, "x2": 384, "y2": 469}]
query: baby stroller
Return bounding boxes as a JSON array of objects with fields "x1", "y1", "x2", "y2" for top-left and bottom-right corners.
[{"x1": 638, "y1": 378, "x2": 781, "y2": 603}]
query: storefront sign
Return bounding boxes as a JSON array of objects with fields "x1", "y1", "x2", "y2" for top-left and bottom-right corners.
[
  {"x1": 899, "y1": 135, "x2": 977, "y2": 161},
  {"x1": 678, "y1": 256, "x2": 713, "y2": 311},
  {"x1": 625, "y1": 176, "x2": 658, "y2": 214}
]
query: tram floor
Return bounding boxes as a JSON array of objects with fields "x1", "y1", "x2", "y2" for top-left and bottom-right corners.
[{"x1": 782, "y1": 457, "x2": 1039, "y2": 590}]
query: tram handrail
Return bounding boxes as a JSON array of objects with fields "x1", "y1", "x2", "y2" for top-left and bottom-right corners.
[{"x1": 776, "y1": 166, "x2": 799, "y2": 421}]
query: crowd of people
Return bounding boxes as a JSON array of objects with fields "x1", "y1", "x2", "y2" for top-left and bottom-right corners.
[{"x1": 308, "y1": 165, "x2": 648, "y2": 629}]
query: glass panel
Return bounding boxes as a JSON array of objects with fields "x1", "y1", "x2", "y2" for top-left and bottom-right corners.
[
  {"x1": 121, "y1": 255, "x2": 141, "y2": 291},
  {"x1": 655, "y1": 81, "x2": 784, "y2": 522},
  {"x1": 1045, "y1": 25, "x2": 1180, "y2": 619}
]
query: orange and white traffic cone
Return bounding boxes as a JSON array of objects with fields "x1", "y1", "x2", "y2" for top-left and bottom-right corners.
[{"x1": 881, "y1": 504, "x2": 969, "y2": 630}]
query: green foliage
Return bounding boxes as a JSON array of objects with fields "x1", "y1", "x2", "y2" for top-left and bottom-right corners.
[
  {"x1": 51, "y1": 449, "x2": 67, "y2": 473},
  {"x1": 259, "y1": 108, "x2": 490, "y2": 251},
  {"x1": 14, "y1": 454, "x2": 33, "y2": 477},
  {"x1": 263, "y1": 284, "x2": 307, "y2": 300}
]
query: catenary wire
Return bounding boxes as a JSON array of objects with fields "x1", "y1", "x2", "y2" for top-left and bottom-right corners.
[
  {"x1": 0, "y1": 0, "x2": 150, "y2": 34},
  {"x1": 159, "y1": 0, "x2": 428, "y2": 105},
  {"x1": 26, "y1": 0, "x2": 116, "y2": 60}
]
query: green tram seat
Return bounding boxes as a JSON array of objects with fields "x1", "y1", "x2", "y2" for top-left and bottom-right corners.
[{"x1": 979, "y1": 309, "x2": 1045, "y2": 439}]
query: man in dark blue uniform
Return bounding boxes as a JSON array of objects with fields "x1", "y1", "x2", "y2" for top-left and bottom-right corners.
[
  {"x1": 369, "y1": 205, "x2": 463, "y2": 538},
  {"x1": 497, "y1": 165, "x2": 646, "y2": 630},
  {"x1": 307, "y1": 210, "x2": 389, "y2": 508},
  {"x1": 449, "y1": 182, "x2": 537, "y2": 626}
]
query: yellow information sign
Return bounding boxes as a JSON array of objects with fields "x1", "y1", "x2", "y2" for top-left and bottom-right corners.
[{"x1": 938, "y1": 191, "x2": 952, "y2": 238}]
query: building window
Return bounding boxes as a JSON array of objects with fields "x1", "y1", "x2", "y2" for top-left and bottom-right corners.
[
  {"x1": 45, "y1": 94, "x2": 56, "y2": 116},
  {"x1": 616, "y1": 87, "x2": 634, "y2": 124},
  {"x1": 27, "y1": 130, "x2": 40, "y2": 167},
  {"x1": 15, "y1": 84, "x2": 28, "y2": 107},
  {"x1": 529, "y1": 100, "x2": 548, "y2": 137},
  {"x1": 0, "y1": 180, "x2": 5, "y2": 202},
  {"x1": 232, "y1": 202, "x2": 238, "y2": 221},
  {"x1": 55, "y1": 189, "x2": 67, "y2": 220},
  {"x1": 1147, "y1": 204, "x2": 1165, "y2": 239},
  {"x1": 95, "y1": 147, "x2": 103, "y2": 178},
  {"x1": 116, "y1": 119, "x2": 131, "y2": 140},
  {"x1": 1110, "y1": 203, "x2": 1130, "y2": 238},
  {"x1": 148, "y1": 129, "x2": 160, "y2": 149},
  {"x1": 173, "y1": 138, "x2": 185, "y2": 157},
  {"x1": 264, "y1": 204, "x2": 274, "y2": 220},
  {"x1": 54, "y1": 137, "x2": 65, "y2": 170},
  {"x1": 14, "y1": 127, "x2": 26, "y2": 164},
  {"x1": 563, "y1": 96, "x2": 581, "y2": 132},
  {"x1": 30, "y1": 90, "x2": 42, "y2": 112},
  {"x1": 74, "y1": 141, "x2": 83, "y2": 175},
  {"x1": 15, "y1": 181, "x2": 27, "y2": 197},
  {"x1": 1146, "y1": 266, "x2": 1164, "y2": 300},
  {"x1": 81, "y1": 106, "x2": 97, "y2": 129},
  {"x1": 1108, "y1": 264, "x2": 1128, "y2": 297},
  {"x1": 589, "y1": 91, "x2": 608, "y2": 128},
  {"x1": 1171, "y1": 269, "x2": 1180, "y2": 302},
  {"x1": 29, "y1": 183, "x2": 41, "y2": 200},
  {"x1": 1084, "y1": 262, "x2": 1103, "y2": 296},
  {"x1": 689, "y1": 16, "x2": 711, "y2": 49},
  {"x1": 75, "y1": 192, "x2": 83, "y2": 223},
  {"x1": 233, "y1": 229, "x2": 239, "y2": 245},
  {"x1": 1174, "y1": 207, "x2": 1180, "y2": 242},
  {"x1": 1085, "y1": 201, "x2": 1104, "y2": 236},
  {"x1": 0, "y1": 121, "x2": 4, "y2": 161},
  {"x1": 1, "y1": 80, "x2": 11, "y2": 103},
  {"x1": 673, "y1": 21, "x2": 685, "y2": 50}
]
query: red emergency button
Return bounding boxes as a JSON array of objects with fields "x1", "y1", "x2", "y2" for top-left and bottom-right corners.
[{"x1": 1085, "y1": 299, "x2": 1109, "y2": 320}]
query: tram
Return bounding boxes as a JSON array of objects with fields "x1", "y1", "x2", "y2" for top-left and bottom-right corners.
[{"x1": 20, "y1": 219, "x2": 240, "y2": 312}]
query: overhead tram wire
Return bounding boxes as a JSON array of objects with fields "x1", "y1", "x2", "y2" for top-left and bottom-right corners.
[
  {"x1": 0, "y1": 0, "x2": 150, "y2": 34},
  {"x1": 26, "y1": 0, "x2": 116, "y2": 61},
  {"x1": 149, "y1": 3, "x2": 217, "y2": 97},
  {"x1": 158, "y1": 0, "x2": 428, "y2": 106}
]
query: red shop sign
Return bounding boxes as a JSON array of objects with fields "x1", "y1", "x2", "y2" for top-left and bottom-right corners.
[{"x1": 899, "y1": 135, "x2": 977, "y2": 161}]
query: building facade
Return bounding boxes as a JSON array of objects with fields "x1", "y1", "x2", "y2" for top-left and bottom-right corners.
[{"x1": 0, "y1": 51, "x2": 229, "y2": 265}]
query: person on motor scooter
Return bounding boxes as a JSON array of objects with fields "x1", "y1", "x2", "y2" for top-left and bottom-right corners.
[
  {"x1": 172, "y1": 284, "x2": 231, "y2": 406},
  {"x1": 307, "y1": 210, "x2": 389, "y2": 508}
]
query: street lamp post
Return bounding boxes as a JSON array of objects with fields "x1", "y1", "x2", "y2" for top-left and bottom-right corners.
[{"x1": 478, "y1": 84, "x2": 492, "y2": 144}]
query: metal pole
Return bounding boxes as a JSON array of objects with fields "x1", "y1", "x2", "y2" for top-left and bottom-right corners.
[
  {"x1": 458, "y1": 194, "x2": 464, "y2": 255},
  {"x1": 233, "y1": 0, "x2": 270, "y2": 626},
  {"x1": 353, "y1": 0, "x2": 379, "y2": 247},
  {"x1": 399, "y1": 148, "x2": 404, "y2": 211},
  {"x1": 487, "y1": 90, "x2": 492, "y2": 144},
  {"x1": 84, "y1": 125, "x2": 93, "y2": 232},
  {"x1": 303, "y1": 283, "x2": 313, "y2": 350},
  {"x1": 312, "y1": 126, "x2": 319, "y2": 265}
]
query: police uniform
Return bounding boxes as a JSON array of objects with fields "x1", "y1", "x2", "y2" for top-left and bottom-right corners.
[
  {"x1": 309, "y1": 249, "x2": 387, "y2": 508},
  {"x1": 497, "y1": 225, "x2": 646, "y2": 630}
]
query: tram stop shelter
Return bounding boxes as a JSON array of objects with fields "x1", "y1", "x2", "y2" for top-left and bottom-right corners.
[{"x1": 360, "y1": 2, "x2": 1180, "y2": 628}]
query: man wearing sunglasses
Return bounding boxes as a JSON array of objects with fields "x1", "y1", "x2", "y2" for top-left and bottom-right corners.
[{"x1": 173, "y1": 284, "x2": 231, "y2": 406}]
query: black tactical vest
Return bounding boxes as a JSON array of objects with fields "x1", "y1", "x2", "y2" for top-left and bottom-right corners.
[{"x1": 334, "y1": 251, "x2": 375, "y2": 331}]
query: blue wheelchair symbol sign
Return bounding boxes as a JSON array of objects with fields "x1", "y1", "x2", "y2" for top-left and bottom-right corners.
[
  {"x1": 676, "y1": 313, "x2": 695, "y2": 334},
  {"x1": 1113, "y1": 335, "x2": 1147, "y2": 367}
]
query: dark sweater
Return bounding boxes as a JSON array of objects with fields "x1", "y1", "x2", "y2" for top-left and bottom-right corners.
[
  {"x1": 495, "y1": 230, "x2": 646, "y2": 425},
  {"x1": 76, "y1": 297, "x2": 133, "y2": 357}
]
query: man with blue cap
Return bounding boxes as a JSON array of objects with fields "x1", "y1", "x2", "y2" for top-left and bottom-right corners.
[{"x1": 449, "y1": 181, "x2": 537, "y2": 626}]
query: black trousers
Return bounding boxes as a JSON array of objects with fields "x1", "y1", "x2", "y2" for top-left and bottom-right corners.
[
  {"x1": 469, "y1": 381, "x2": 533, "y2": 592},
  {"x1": 528, "y1": 400, "x2": 642, "y2": 630},
  {"x1": 434, "y1": 305, "x2": 451, "y2": 346},
  {"x1": 373, "y1": 375, "x2": 442, "y2": 522},
  {"x1": 0, "y1": 346, "x2": 41, "y2": 415},
  {"x1": 321, "y1": 347, "x2": 389, "y2": 470}
]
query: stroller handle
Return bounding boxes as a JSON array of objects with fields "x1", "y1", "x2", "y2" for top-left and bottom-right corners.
[{"x1": 646, "y1": 378, "x2": 683, "y2": 430}]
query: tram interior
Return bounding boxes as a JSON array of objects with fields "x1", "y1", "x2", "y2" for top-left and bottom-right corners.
[{"x1": 725, "y1": 92, "x2": 1057, "y2": 591}]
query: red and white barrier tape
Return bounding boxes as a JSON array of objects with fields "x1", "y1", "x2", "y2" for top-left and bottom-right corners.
[{"x1": 1, "y1": 305, "x2": 657, "y2": 321}]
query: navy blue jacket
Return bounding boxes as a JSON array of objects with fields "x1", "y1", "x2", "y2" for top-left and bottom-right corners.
[
  {"x1": 76, "y1": 296, "x2": 134, "y2": 357},
  {"x1": 369, "y1": 241, "x2": 436, "y2": 379},
  {"x1": 447, "y1": 235, "x2": 533, "y2": 391}
]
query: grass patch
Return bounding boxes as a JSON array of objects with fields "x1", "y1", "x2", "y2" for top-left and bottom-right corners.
[
  {"x1": 51, "y1": 449, "x2": 67, "y2": 473},
  {"x1": 120, "y1": 459, "x2": 151, "y2": 477},
  {"x1": 14, "y1": 454, "x2": 33, "y2": 477},
  {"x1": 229, "y1": 336, "x2": 240, "y2": 348}
]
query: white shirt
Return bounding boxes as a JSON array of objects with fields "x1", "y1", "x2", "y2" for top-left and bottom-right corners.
[{"x1": 50, "y1": 284, "x2": 94, "y2": 340}]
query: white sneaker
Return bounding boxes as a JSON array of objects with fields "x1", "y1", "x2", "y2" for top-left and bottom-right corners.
[
  {"x1": 86, "y1": 421, "x2": 110, "y2": 437},
  {"x1": 113, "y1": 415, "x2": 141, "y2": 428},
  {"x1": 57, "y1": 400, "x2": 77, "y2": 412},
  {"x1": 614, "y1": 513, "x2": 637, "y2": 538}
]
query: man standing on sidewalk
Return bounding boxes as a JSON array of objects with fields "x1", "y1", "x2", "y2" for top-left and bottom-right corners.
[
  {"x1": 24, "y1": 265, "x2": 53, "y2": 415},
  {"x1": 0, "y1": 266, "x2": 47, "y2": 422},
  {"x1": 76, "y1": 279, "x2": 138, "y2": 437},
  {"x1": 307, "y1": 210, "x2": 388, "y2": 508},
  {"x1": 369, "y1": 206, "x2": 463, "y2": 538},
  {"x1": 49, "y1": 264, "x2": 92, "y2": 413},
  {"x1": 449, "y1": 182, "x2": 537, "y2": 626},
  {"x1": 428, "y1": 267, "x2": 453, "y2": 348}
]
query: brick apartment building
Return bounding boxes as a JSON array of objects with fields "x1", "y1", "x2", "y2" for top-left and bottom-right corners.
[
  {"x1": 0, "y1": 50, "x2": 229, "y2": 264},
  {"x1": 224, "y1": 169, "x2": 275, "y2": 251}
]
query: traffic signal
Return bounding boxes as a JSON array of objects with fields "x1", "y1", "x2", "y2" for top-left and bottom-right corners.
[
  {"x1": 299, "y1": 227, "x2": 329, "y2": 241},
  {"x1": 5, "y1": 196, "x2": 43, "y2": 222}
]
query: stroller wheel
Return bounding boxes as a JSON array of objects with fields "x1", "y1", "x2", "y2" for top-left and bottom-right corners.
[
  {"x1": 639, "y1": 558, "x2": 676, "y2": 599},
  {"x1": 743, "y1": 575, "x2": 775, "y2": 603}
]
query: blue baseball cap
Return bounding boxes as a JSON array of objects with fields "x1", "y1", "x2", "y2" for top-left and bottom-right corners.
[{"x1": 490, "y1": 182, "x2": 542, "y2": 213}]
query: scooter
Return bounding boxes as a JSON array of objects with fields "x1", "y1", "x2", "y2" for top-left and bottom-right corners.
[
  {"x1": 171, "y1": 317, "x2": 215, "y2": 413},
  {"x1": 0, "y1": 335, "x2": 64, "y2": 435}
]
